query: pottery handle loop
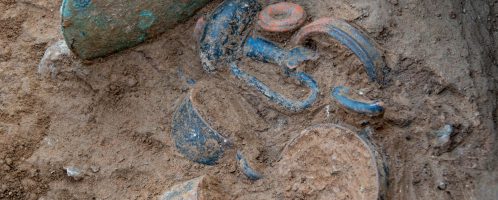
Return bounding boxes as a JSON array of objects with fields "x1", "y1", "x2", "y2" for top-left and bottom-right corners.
[{"x1": 230, "y1": 62, "x2": 319, "y2": 112}]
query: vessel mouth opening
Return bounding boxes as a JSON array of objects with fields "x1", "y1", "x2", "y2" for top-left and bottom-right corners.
[{"x1": 270, "y1": 10, "x2": 291, "y2": 20}]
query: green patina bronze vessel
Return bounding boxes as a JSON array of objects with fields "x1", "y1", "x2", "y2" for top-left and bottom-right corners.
[{"x1": 61, "y1": 0, "x2": 211, "y2": 59}]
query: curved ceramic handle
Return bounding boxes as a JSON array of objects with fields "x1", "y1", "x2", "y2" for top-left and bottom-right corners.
[
  {"x1": 331, "y1": 86, "x2": 385, "y2": 116},
  {"x1": 243, "y1": 36, "x2": 317, "y2": 69},
  {"x1": 291, "y1": 17, "x2": 386, "y2": 84},
  {"x1": 230, "y1": 62, "x2": 319, "y2": 112}
]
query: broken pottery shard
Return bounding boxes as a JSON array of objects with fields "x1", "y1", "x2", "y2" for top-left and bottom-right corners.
[
  {"x1": 171, "y1": 92, "x2": 229, "y2": 165},
  {"x1": 159, "y1": 176, "x2": 223, "y2": 200},
  {"x1": 236, "y1": 150, "x2": 262, "y2": 180}
]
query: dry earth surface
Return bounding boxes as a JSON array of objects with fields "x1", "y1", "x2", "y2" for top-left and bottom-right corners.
[{"x1": 0, "y1": 0, "x2": 497, "y2": 199}]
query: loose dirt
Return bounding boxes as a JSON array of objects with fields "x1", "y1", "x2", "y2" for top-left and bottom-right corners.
[{"x1": 0, "y1": 0, "x2": 497, "y2": 199}]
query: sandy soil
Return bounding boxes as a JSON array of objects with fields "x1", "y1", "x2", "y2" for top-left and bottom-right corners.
[{"x1": 0, "y1": 0, "x2": 497, "y2": 199}]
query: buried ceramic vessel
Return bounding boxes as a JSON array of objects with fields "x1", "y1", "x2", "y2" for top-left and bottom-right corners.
[
  {"x1": 199, "y1": 0, "x2": 261, "y2": 72},
  {"x1": 277, "y1": 124, "x2": 388, "y2": 199},
  {"x1": 61, "y1": 0, "x2": 211, "y2": 59}
]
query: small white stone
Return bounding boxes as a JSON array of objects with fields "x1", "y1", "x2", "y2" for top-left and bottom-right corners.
[
  {"x1": 64, "y1": 166, "x2": 83, "y2": 180},
  {"x1": 90, "y1": 165, "x2": 100, "y2": 173},
  {"x1": 38, "y1": 40, "x2": 71, "y2": 78},
  {"x1": 435, "y1": 125, "x2": 453, "y2": 147},
  {"x1": 437, "y1": 181, "x2": 448, "y2": 190}
]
